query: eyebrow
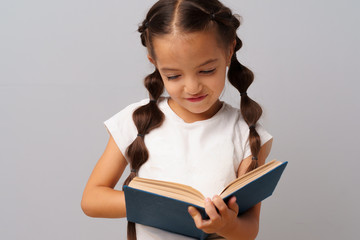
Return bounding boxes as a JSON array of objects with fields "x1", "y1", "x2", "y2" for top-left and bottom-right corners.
[{"x1": 160, "y1": 59, "x2": 218, "y2": 72}]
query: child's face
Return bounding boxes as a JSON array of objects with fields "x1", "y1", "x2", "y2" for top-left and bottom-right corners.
[{"x1": 149, "y1": 30, "x2": 232, "y2": 122}]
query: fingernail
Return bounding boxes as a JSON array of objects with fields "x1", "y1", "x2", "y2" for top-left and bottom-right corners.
[{"x1": 206, "y1": 197, "x2": 211, "y2": 203}]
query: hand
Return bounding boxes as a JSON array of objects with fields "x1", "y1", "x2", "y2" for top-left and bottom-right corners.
[{"x1": 188, "y1": 195, "x2": 239, "y2": 235}]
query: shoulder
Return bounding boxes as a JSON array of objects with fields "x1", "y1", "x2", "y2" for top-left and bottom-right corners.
[
  {"x1": 217, "y1": 101, "x2": 240, "y2": 121},
  {"x1": 220, "y1": 102, "x2": 246, "y2": 128},
  {"x1": 105, "y1": 99, "x2": 149, "y2": 122},
  {"x1": 103, "y1": 99, "x2": 150, "y2": 161},
  {"x1": 227, "y1": 102, "x2": 273, "y2": 146},
  {"x1": 117, "y1": 98, "x2": 150, "y2": 116},
  {"x1": 103, "y1": 98, "x2": 151, "y2": 135}
]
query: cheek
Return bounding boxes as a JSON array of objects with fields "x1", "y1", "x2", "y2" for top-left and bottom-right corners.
[
  {"x1": 209, "y1": 72, "x2": 226, "y2": 93},
  {"x1": 163, "y1": 82, "x2": 181, "y2": 97},
  {"x1": 214, "y1": 80, "x2": 225, "y2": 94}
]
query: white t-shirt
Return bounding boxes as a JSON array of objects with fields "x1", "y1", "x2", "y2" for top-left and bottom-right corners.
[{"x1": 103, "y1": 97, "x2": 273, "y2": 240}]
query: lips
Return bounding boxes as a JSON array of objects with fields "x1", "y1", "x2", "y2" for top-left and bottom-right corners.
[{"x1": 186, "y1": 94, "x2": 208, "y2": 102}]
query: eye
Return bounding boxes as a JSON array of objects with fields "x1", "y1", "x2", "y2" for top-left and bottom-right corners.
[
  {"x1": 167, "y1": 75, "x2": 180, "y2": 80},
  {"x1": 200, "y1": 68, "x2": 216, "y2": 74}
]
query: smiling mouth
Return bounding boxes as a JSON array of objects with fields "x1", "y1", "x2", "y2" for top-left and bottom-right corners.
[{"x1": 186, "y1": 95, "x2": 208, "y2": 102}]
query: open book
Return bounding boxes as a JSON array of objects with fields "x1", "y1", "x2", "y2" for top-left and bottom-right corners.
[{"x1": 124, "y1": 159, "x2": 287, "y2": 239}]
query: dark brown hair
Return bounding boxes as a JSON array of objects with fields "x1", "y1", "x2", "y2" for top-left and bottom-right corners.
[{"x1": 123, "y1": 1, "x2": 263, "y2": 239}]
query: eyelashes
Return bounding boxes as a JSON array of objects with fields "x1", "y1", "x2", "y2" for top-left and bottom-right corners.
[
  {"x1": 167, "y1": 75, "x2": 180, "y2": 80},
  {"x1": 200, "y1": 69, "x2": 216, "y2": 74},
  {"x1": 166, "y1": 68, "x2": 216, "y2": 80}
]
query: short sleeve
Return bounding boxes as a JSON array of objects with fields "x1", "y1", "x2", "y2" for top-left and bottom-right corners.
[
  {"x1": 233, "y1": 114, "x2": 273, "y2": 167},
  {"x1": 103, "y1": 99, "x2": 149, "y2": 162}
]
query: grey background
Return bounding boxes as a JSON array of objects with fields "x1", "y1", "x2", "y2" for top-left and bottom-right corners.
[{"x1": 1, "y1": 0, "x2": 359, "y2": 239}]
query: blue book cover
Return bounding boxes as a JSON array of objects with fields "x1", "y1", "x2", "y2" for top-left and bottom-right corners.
[{"x1": 124, "y1": 160, "x2": 287, "y2": 239}]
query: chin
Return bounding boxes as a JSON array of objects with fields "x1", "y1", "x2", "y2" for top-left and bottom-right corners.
[{"x1": 185, "y1": 104, "x2": 212, "y2": 115}]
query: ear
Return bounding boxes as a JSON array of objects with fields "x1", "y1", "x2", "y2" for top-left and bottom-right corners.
[
  {"x1": 147, "y1": 54, "x2": 156, "y2": 66},
  {"x1": 226, "y1": 40, "x2": 236, "y2": 66}
]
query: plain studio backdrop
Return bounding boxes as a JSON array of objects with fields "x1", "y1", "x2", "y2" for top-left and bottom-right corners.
[{"x1": 1, "y1": 0, "x2": 359, "y2": 239}]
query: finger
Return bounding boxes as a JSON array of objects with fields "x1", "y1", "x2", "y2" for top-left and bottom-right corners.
[
  {"x1": 204, "y1": 197, "x2": 221, "y2": 223},
  {"x1": 212, "y1": 195, "x2": 229, "y2": 217},
  {"x1": 227, "y1": 196, "x2": 239, "y2": 215},
  {"x1": 188, "y1": 206, "x2": 204, "y2": 229}
]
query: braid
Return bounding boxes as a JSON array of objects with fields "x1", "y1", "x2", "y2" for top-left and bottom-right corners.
[
  {"x1": 123, "y1": 68, "x2": 164, "y2": 240},
  {"x1": 228, "y1": 32, "x2": 263, "y2": 173}
]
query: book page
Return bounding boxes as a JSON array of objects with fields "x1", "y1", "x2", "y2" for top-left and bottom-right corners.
[
  {"x1": 219, "y1": 160, "x2": 281, "y2": 198},
  {"x1": 129, "y1": 177, "x2": 205, "y2": 207},
  {"x1": 128, "y1": 159, "x2": 283, "y2": 206}
]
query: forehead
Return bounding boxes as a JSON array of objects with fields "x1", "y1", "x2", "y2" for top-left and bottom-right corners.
[{"x1": 152, "y1": 31, "x2": 227, "y2": 69}]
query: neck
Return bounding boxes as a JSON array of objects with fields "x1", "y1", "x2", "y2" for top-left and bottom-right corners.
[{"x1": 168, "y1": 98, "x2": 222, "y2": 123}]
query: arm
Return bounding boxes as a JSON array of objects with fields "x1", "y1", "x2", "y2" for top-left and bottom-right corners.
[
  {"x1": 188, "y1": 138, "x2": 273, "y2": 240},
  {"x1": 81, "y1": 135, "x2": 128, "y2": 218}
]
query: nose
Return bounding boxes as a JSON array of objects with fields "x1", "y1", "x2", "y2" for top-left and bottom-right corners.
[{"x1": 184, "y1": 77, "x2": 203, "y2": 95}]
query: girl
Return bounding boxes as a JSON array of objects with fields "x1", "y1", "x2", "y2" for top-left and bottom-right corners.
[{"x1": 81, "y1": 0, "x2": 273, "y2": 239}]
